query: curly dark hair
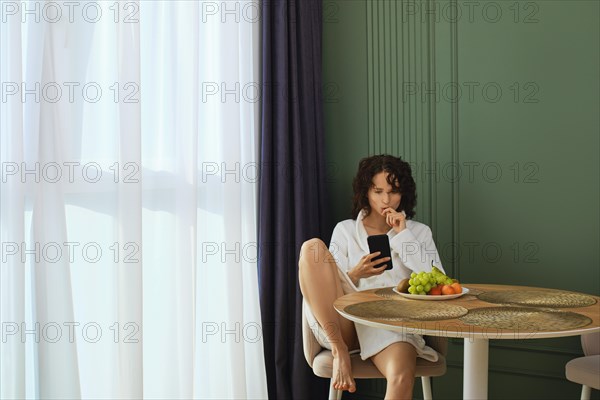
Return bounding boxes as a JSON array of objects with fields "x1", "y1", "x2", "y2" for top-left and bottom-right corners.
[{"x1": 351, "y1": 154, "x2": 417, "y2": 219}]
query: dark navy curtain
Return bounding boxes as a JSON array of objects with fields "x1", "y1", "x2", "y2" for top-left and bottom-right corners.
[{"x1": 258, "y1": 0, "x2": 331, "y2": 399}]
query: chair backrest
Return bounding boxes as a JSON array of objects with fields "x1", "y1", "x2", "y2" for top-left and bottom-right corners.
[
  {"x1": 302, "y1": 300, "x2": 322, "y2": 368},
  {"x1": 581, "y1": 331, "x2": 600, "y2": 356}
]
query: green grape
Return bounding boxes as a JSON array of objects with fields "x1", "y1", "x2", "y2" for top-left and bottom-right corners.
[
  {"x1": 408, "y1": 279, "x2": 414, "y2": 286},
  {"x1": 445, "y1": 278, "x2": 453, "y2": 285},
  {"x1": 418, "y1": 291, "x2": 426, "y2": 295},
  {"x1": 416, "y1": 285, "x2": 424, "y2": 292},
  {"x1": 408, "y1": 286, "x2": 416, "y2": 294},
  {"x1": 436, "y1": 275, "x2": 446, "y2": 284},
  {"x1": 424, "y1": 283, "x2": 432, "y2": 293},
  {"x1": 410, "y1": 272, "x2": 417, "y2": 278}
]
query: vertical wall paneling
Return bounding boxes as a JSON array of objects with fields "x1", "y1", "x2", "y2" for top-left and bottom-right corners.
[
  {"x1": 366, "y1": 1, "x2": 374, "y2": 154},
  {"x1": 365, "y1": 0, "x2": 436, "y2": 226},
  {"x1": 323, "y1": 0, "x2": 599, "y2": 398},
  {"x1": 427, "y1": 0, "x2": 437, "y2": 232},
  {"x1": 449, "y1": 0, "x2": 460, "y2": 279}
]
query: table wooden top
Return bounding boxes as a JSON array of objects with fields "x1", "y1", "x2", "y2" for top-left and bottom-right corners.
[{"x1": 333, "y1": 284, "x2": 600, "y2": 340}]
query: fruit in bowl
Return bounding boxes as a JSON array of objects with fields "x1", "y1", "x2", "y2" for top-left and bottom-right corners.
[{"x1": 396, "y1": 264, "x2": 462, "y2": 296}]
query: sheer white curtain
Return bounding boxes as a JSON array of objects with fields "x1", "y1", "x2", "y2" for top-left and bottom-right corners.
[{"x1": 0, "y1": 1, "x2": 267, "y2": 399}]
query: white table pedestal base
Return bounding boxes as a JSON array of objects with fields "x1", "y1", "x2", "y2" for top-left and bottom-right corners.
[{"x1": 464, "y1": 338, "x2": 489, "y2": 400}]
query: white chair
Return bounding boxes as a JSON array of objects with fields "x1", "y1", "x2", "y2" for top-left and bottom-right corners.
[
  {"x1": 302, "y1": 300, "x2": 448, "y2": 400},
  {"x1": 565, "y1": 332, "x2": 600, "y2": 400}
]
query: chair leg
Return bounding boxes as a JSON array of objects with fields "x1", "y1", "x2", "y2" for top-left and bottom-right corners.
[
  {"x1": 581, "y1": 385, "x2": 591, "y2": 400},
  {"x1": 328, "y1": 378, "x2": 342, "y2": 400},
  {"x1": 421, "y1": 376, "x2": 433, "y2": 400}
]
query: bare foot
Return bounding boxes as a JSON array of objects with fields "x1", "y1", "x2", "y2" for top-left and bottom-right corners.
[{"x1": 332, "y1": 348, "x2": 356, "y2": 393}]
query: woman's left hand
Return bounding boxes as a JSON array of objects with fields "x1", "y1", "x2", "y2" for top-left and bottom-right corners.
[{"x1": 383, "y1": 208, "x2": 407, "y2": 233}]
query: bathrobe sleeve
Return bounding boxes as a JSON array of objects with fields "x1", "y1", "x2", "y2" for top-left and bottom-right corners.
[{"x1": 328, "y1": 222, "x2": 360, "y2": 291}]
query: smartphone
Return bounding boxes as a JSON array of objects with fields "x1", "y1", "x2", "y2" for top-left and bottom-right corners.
[{"x1": 367, "y1": 234, "x2": 393, "y2": 270}]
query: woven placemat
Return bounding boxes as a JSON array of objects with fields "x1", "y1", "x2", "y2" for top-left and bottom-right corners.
[
  {"x1": 459, "y1": 307, "x2": 592, "y2": 331},
  {"x1": 477, "y1": 290, "x2": 597, "y2": 308},
  {"x1": 375, "y1": 287, "x2": 404, "y2": 299},
  {"x1": 344, "y1": 300, "x2": 468, "y2": 322},
  {"x1": 464, "y1": 287, "x2": 484, "y2": 296}
]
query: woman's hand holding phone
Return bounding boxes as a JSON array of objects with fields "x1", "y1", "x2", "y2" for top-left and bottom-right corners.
[
  {"x1": 383, "y1": 208, "x2": 407, "y2": 233},
  {"x1": 347, "y1": 252, "x2": 390, "y2": 286}
]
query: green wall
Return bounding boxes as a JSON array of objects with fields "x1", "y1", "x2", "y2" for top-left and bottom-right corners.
[{"x1": 323, "y1": 0, "x2": 599, "y2": 398}]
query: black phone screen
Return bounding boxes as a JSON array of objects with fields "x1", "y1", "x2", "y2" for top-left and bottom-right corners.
[{"x1": 367, "y1": 234, "x2": 393, "y2": 270}]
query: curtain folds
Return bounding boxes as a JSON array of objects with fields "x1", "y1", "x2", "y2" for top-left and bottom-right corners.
[
  {"x1": 0, "y1": 2, "x2": 266, "y2": 399},
  {"x1": 259, "y1": 1, "x2": 332, "y2": 399},
  {"x1": 0, "y1": 6, "x2": 26, "y2": 399}
]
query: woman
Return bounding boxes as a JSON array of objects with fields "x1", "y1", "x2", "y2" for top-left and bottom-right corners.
[{"x1": 298, "y1": 154, "x2": 444, "y2": 399}]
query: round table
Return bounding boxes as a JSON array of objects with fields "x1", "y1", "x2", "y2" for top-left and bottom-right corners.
[{"x1": 333, "y1": 283, "x2": 600, "y2": 399}]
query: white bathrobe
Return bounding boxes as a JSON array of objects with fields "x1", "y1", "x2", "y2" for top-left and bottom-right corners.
[{"x1": 306, "y1": 210, "x2": 444, "y2": 361}]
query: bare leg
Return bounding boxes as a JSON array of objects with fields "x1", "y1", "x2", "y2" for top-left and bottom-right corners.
[
  {"x1": 370, "y1": 342, "x2": 417, "y2": 400},
  {"x1": 298, "y1": 238, "x2": 359, "y2": 393}
]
